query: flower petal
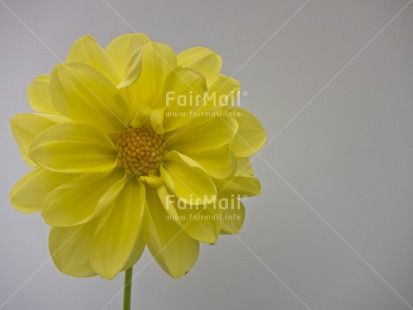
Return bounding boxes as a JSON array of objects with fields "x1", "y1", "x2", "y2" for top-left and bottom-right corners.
[
  {"x1": 49, "y1": 221, "x2": 97, "y2": 278},
  {"x1": 131, "y1": 103, "x2": 152, "y2": 128},
  {"x1": 160, "y1": 151, "x2": 216, "y2": 205},
  {"x1": 219, "y1": 198, "x2": 245, "y2": 234},
  {"x1": 206, "y1": 74, "x2": 240, "y2": 108},
  {"x1": 27, "y1": 74, "x2": 57, "y2": 113},
  {"x1": 149, "y1": 107, "x2": 165, "y2": 134},
  {"x1": 10, "y1": 113, "x2": 65, "y2": 167},
  {"x1": 50, "y1": 62, "x2": 130, "y2": 133},
  {"x1": 162, "y1": 66, "x2": 207, "y2": 132},
  {"x1": 143, "y1": 186, "x2": 199, "y2": 278},
  {"x1": 90, "y1": 177, "x2": 145, "y2": 279},
  {"x1": 10, "y1": 168, "x2": 75, "y2": 214},
  {"x1": 157, "y1": 186, "x2": 220, "y2": 244},
  {"x1": 166, "y1": 115, "x2": 238, "y2": 153},
  {"x1": 177, "y1": 47, "x2": 222, "y2": 81},
  {"x1": 29, "y1": 123, "x2": 117, "y2": 173},
  {"x1": 126, "y1": 42, "x2": 177, "y2": 109},
  {"x1": 173, "y1": 207, "x2": 221, "y2": 244},
  {"x1": 235, "y1": 157, "x2": 254, "y2": 177},
  {"x1": 230, "y1": 108, "x2": 266, "y2": 157},
  {"x1": 214, "y1": 176, "x2": 261, "y2": 197},
  {"x1": 43, "y1": 168, "x2": 126, "y2": 227},
  {"x1": 67, "y1": 35, "x2": 119, "y2": 85},
  {"x1": 181, "y1": 146, "x2": 236, "y2": 180},
  {"x1": 105, "y1": 33, "x2": 151, "y2": 88},
  {"x1": 123, "y1": 233, "x2": 146, "y2": 271}
]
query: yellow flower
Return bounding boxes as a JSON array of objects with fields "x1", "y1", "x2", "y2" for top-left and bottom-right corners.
[{"x1": 10, "y1": 34, "x2": 266, "y2": 279}]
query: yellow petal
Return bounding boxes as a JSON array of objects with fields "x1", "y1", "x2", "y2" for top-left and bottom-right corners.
[
  {"x1": 166, "y1": 115, "x2": 238, "y2": 153},
  {"x1": 116, "y1": 49, "x2": 143, "y2": 89},
  {"x1": 105, "y1": 33, "x2": 151, "y2": 88},
  {"x1": 90, "y1": 177, "x2": 145, "y2": 279},
  {"x1": 181, "y1": 146, "x2": 236, "y2": 180},
  {"x1": 160, "y1": 151, "x2": 216, "y2": 205},
  {"x1": 230, "y1": 108, "x2": 266, "y2": 157},
  {"x1": 126, "y1": 42, "x2": 177, "y2": 109},
  {"x1": 10, "y1": 113, "x2": 66, "y2": 167},
  {"x1": 139, "y1": 174, "x2": 163, "y2": 187},
  {"x1": 214, "y1": 176, "x2": 261, "y2": 197},
  {"x1": 143, "y1": 186, "x2": 199, "y2": 278},
  {"x1": 162, "y1": 66, "x2": 207, "y2": 132},
  {"x1": 29, "y1": 123, "x2": 117, "y2": 173},
  {"x1": 219, "y1": 198, "x2": 245, "y2": 234},
  {"x1": 206, "y1": 74, "x2": 240, "y2": 108},
  {"x1": 173, "y1": 207, "x2": 221, "y2": 244},
  {"x1": 154, "y1": 185, "x2": 180, "y2": 219},
  {"x1": 123, "y1": 233, "x2": 146, "y2": 271},
  {"x1": 67, "y1": 35, "x2": 119, "y2": 85},
  {"x1": 10, "y1": 168, "x2": 75, "y2": 214},
  {"x1": 157, "y1": 187, "x2": 220, "y2": 244},
  {"x1": 43, "y1": 168, "x2": 126, "y2": 227},
  {"x1": 130, "y1": 102, "x2": 152, "y2": 128},
  {"x1": 27, "y1": 74, "x2": 57, "y2": 114},
  {"x1": 235, "y1": 156, "x2": 254, "y2": 177},
  {"x1": 149, "y1": 107, "x2": 165, "y2": 135},
  {"x1": 177, "y1": 47, "x2": 222, "y2": 81},
  {"x1": 49, "y1": 221, "x2": 97, "y2": 278},
  {"x1": 50, "y1": 62, "x2": 130, "y2": 133}
]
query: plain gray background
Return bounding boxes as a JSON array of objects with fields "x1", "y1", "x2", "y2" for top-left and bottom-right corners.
[{"x1": 1, "y1": 0, "x2": 413, "y2": 309}]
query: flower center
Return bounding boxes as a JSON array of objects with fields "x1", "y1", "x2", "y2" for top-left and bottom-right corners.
[{"x1": 117, "y1": 124, "x2": 166, "y2": 175}]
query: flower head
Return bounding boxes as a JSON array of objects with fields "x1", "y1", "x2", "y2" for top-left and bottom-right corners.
[{"x1": 10, "y1": 34, "x2": 266, "y2": 279}]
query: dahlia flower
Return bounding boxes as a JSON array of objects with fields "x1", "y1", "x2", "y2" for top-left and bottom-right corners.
[{"x1": 10, "y1": 34, "x2": 266, "y2": 281}]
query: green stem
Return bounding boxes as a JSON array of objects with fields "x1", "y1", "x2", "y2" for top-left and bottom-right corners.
[{"x1": 123, "y1": 267, "x2": 133, "y2": 310}]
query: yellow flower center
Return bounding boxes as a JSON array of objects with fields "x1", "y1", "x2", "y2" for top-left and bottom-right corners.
[{"x1": 117, "y1": 124, "x2": 167, "y2": 175}]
